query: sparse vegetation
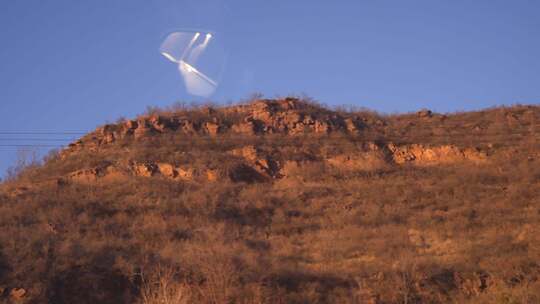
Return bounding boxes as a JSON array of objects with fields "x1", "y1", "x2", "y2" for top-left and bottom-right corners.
[{"x1": 0, "y1": 98, "x2": 539, "y2": 303}]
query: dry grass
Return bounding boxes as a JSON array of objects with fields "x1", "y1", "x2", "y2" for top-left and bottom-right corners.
[{"x1": 0, "y1": 100, "x2": 539, "y2": 303}]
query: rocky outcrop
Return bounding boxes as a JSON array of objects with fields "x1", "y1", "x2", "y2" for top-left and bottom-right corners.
[
  {"x1": 63, "y1": 98, "x2": 367, "y2": 155},
  {"x1": 239, "y1": 99, "x2": 355, "y2": 135},
  {"x1": 204, "y1": 121, "x2": 220, "y2": 136},
  {"x1": 9, "y1": 288, "x2": 26, "y2": 301},
  {"x1": 131, "y1": 162, "x2": 158, "y2": 177},
  {"x1": 65, "y1": 163, "x2": 127, "y2": 184},
  {"x1": 229, "y1": 146, "x2": 282, "y2": 178},
  {"x1": 325, "y1": 142, "x2": 488, "y2": 171},
  {"x1": 387, "y1": 144, "x2": 487, "y2": 165},
  {"x1": 231, "y1": 118, "x2": 259, "y2": 135},
  {"x1": 61, "y1": 161, "x2": 199, "y2": 185},
  {"x1": 54, "y1": 98, "x2": 499, "y2": 185},
  {"x1": 58, "y1": 142, "x2": 490, "y2": 186},
  {"x1": 417, "y1": 109, "x2": 433, "y2": 118}
]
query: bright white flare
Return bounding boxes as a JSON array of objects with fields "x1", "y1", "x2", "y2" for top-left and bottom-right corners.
[
  {"x1": 161, "y1": 52, "x2": 179, "y2": 63},
  {"x1": 178, "y1": 60, "x2": 217, "y2": 97},
  {"x1": 160, "y1": 31, "x2": 223, "y2": 97}
]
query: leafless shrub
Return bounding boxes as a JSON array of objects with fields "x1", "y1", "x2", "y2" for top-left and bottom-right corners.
[
  {"x1": 139, "y1": 266, "x2": 191, "y2": 304},
  {"x1": 4, "y1": 148, "x2": 40, "y2": 181}
]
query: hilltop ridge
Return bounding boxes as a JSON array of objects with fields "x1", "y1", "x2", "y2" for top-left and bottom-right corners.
[
  {"x1": 67, "y1": 98, "x2": 373, "y2": 149},
  {"x1": 21, "y1": 97, "x2": 537, "y2": 187}
]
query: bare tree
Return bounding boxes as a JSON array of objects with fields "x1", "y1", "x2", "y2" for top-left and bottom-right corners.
[{"x1": 5, "y1": 148, "x2": 40, "y2": 181}]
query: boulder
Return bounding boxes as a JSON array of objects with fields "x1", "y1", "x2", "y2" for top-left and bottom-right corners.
[
  {"x1": 132, "y1": 163, "x2": 159, "y2": 177},
  {"x1": 230, "y1": 146, "x2": 281, "y2": 177},
  {"x1": 206, "y1": 169, "x2": 219, "y2": 181},
  {"x1": 177, "y1": 168, "x2": 195, "y2": 180},
  {"x1": 204, "y1": 122, "x2": 220, "y2": 136},
  {"x1": 231, "y1": 121, "x2": 256, "y2": 134},
  {"x1": 10, "y1": 288, "x2": 26, "y2": 301},
  {"x1": 157, "y1": 163, "x2": 177, "y2": 178},
  {"x1": 417, "y1": 109, "x2": 433, "y2": 118}
]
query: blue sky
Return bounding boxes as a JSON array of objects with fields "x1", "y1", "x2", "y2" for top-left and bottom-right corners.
[{"x1": 1, "y1": 0, "x2": 539, "y2": 176}]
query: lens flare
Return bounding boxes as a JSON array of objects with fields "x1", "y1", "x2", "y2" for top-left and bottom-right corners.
[{"x1": 160, "y1": 30, "x2": 225, "y2": 97}]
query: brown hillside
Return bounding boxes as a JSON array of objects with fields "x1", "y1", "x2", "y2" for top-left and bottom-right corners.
[{"x1": 0, "y1": 97, "x2": 539, "y2": 303}]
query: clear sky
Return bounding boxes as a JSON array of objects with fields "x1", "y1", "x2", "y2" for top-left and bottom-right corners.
[{"x1": 1, "y1": 0, "x2": 539, "y2": 176}]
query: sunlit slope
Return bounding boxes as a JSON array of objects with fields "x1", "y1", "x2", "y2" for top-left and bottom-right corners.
[{"x1": 0, "y1": 98, "x2": 539, "y2": 303}]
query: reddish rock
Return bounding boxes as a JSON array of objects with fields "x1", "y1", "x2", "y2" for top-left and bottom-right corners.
[
  {"x1": 204, "y1": 122, "x2": 220, "y2": 136},
  {"x1": 10, "y1": 288, "x2": 26, "y2": 301}
]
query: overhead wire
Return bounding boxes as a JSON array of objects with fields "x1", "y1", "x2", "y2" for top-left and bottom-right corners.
[
  {"x1": 0, "y1": 138, "x2": 75, "y2": 141},
  {"x1": 0, "y1": 146, "x2": 72, "y2": 149},
  {"x1": 0, "y1": 131, "x2": 86, "y2": 135},
  {"x1": 0, "y1": 127, "x2": 536, "y2": 149},
  {"x1": 0, "y1": 131, "x2": 83, "y2": 148}
]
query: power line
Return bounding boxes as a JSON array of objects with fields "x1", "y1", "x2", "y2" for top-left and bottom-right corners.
[
  {"x1": 0, "y1": 131, "x2": 86, "y2": 135},
  {"x1": 0, "y1": 144, "x2": 65, "y2": 147},
  {"x1": 0, "y1": 129, "x2": 535, "y2": 145},
  {"x1": 0, "y1": 138, "x2": 75, "y2": 141}
]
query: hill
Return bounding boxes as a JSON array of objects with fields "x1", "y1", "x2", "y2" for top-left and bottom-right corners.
[{"x1": 0, "y1": 97, "x2": 539, "y2": 303}]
